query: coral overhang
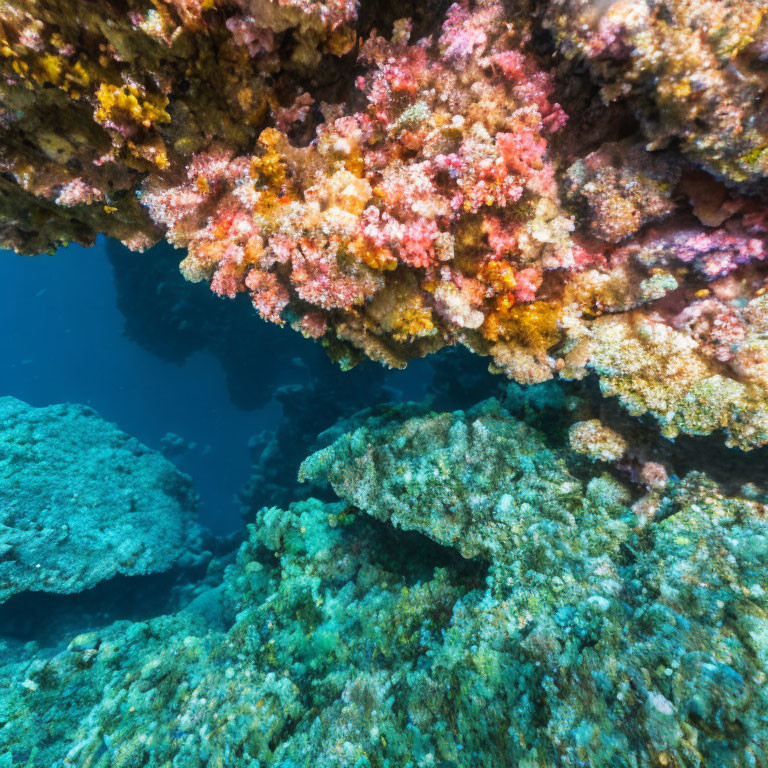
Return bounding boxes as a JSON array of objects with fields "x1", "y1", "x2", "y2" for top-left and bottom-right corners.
[{"x1": 2, "y1": 0, "x2": 768, "y2": 446}]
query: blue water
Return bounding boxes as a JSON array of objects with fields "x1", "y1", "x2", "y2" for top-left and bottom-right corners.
[{"x1": 0, "y1": 238, "x2": 434, "y2": 533}]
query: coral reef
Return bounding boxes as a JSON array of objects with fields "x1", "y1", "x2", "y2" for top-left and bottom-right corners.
[
  {"x1": 144, "y1": 0, "x2": 571, "y2": 376},
  {"x1": 2, "y1": 0, "x2": 768, "y2": 447},
  {"x1": 0, "y1": 397, "x2": 203, "y2": 602},
  {"x1": 299, "y1": 397, "x2": 586, "y2": 560},
  {"x1": 0, "y1": 0, "x2": 358, "y2": 252},
  {"x1": 544, "y1": 0, "x2": 768, "y2": 185},
  {"x1": 241, "y1": 361, "x2": 392, "y2": 511},
  {"x1": 4, "y1": 1, "x2": 768, "y2": 761},
  {"x1": 562, "y1": 310, "x2": 768, "y2": 449},
  {"x1": 240, "y1": 345, "x2": 504, "y2": 515},
  {"x1": 568, "y1": 417, "x2": 628, "y2": 461},
  {"x1": 3, "y1": 400, "x2": 768, "y2": 766}
]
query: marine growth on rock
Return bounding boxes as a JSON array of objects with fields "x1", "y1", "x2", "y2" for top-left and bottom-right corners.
[
  {"x1": 3, "y1": 0, "x2": 768, "y2": 445},
  {"x1": 0, "y1": 397, "x2": 203, "y2": 603},
  {"x1": 4, "y1": 399, "x2": 768, "y2": 767}
]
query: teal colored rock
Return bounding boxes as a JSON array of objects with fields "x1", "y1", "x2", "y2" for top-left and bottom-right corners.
[
  {"x1": 2, "y1": 400, "x2": 767, "y2": 767},
  {"x1": 0, "y1": 397, "x2": 202, "y2": 602},
  {"x1": 298, "y1": 397, "x2": 631, "y2": 566}
]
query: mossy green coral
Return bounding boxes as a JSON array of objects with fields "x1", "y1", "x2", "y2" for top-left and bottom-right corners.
[{"x1": 3, "y1": 401, "x2": 767, "y2": 767}]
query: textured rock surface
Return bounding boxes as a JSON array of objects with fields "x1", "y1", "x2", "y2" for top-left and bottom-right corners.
[
  {"x1": 544, "y1": 0, "x2": 768, "y2": 184},
  {"x1": 299, "y1": 397, "x2": 597, "y2": 561},
  {"x1": 3, "y1": 403, "x2": 768, "y2": 767},
  {"x1": 0, "y1": 0, "x2": 359, "y2": 252},
  {"x1": 0, "y1": 397, "x2": 202, "y2": 602},
  {"x1": 563, "y1": 312, "x2": 768, "y2": 449}
]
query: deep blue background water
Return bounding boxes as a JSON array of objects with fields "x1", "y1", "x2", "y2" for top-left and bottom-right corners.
[{"x1": 0, "y1": 239, "x2": 432, "y2": 533}]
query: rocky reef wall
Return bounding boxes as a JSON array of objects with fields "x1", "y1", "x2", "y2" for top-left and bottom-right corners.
[{"x1": 2, "y1": 0, "x2": 768, "y2": 447}]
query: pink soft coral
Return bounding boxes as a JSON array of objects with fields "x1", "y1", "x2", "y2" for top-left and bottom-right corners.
[{"x1": 145, "y1": 0, "x2": 572, "y2": 371}]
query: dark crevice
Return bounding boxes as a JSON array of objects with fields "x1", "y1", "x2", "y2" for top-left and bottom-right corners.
[
  {"x1": 0, "y1": 560, "x2": 213, "y2": 649},
  {"x1": 353, "y1": 514, "x2": 490, "y2": 589},
  {"x1": 559, "y1": 374, "x2": 768, "y2": 500}
]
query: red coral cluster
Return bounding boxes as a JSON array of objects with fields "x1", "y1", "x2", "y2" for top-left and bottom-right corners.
[{"x1": 2, "y1": 0, "x2": 768, "y2": 446}]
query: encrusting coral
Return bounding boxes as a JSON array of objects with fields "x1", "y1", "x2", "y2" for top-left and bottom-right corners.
[
  {"x1": 3, "y1": 398, "x2": 768, "y2": 767},
  {"x1": 2, "y1": 0, "x2": 768, "y2": 446},
  {"x1": 544, "y1": 0, "x2": 768, "y2": 185},
  {"x1": 0, "y1": 0, "x2": 358, "y2": 252},
  {"x1": 0, "y1": 397, "x2": 203, "y2": 603},
  {"x1": 299, "y1": 397, "x2": 587, "y2": 561}
]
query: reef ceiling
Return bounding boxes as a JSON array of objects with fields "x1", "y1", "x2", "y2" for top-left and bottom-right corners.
[{"x1": 2, "y1": 0, "x2": 768, "y2": 447}]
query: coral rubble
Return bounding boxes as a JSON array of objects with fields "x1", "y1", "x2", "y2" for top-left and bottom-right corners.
[{"x1": 0, "y1": 397, "x2": 202, "y2": 602}]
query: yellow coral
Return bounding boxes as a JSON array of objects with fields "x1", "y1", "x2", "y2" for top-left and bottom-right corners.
[
  {"x1": 94, "y1": 83, "x2": 170, "y2": 129},
  {"x1": 250, "y1": 129, "x2": 288, "y2": 187},
  {"x1": 36, "y1": 54, "x2": 63, "y2": 85},
  {"x1": 349, "y1": 237, "x2": 398, "y2": 271},
  {"x1": 480, "y1": 260, "x2": 517, "y2": 293},
  {"x1": 482, "y1": 300, "x2": 562, "y2": 349},
  {"x1": 391, "y1": 307, "x2": 436, "y2": 341}
]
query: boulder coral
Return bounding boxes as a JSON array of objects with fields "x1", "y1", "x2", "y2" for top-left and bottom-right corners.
[{"x1": 0, "y1": 397, "x2": 203, "y2": 603}]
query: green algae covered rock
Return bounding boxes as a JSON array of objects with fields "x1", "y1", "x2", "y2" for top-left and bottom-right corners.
[
  {"x1": 0, "y1": 498, "x2": 475, "y2": 767},
  {"x1": 0, "y1": 397, "x2": 202, "y2": 602},
  {"x1": 2, "y1": 399, "x2": 768, "y2": 767},
  {"x1": 299, "y1": 397, "x2": 631, "y2": 567}
]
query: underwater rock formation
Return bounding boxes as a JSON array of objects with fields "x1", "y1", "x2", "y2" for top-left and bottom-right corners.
[
  {"x1": 240, "y1": 362, "x2": 393, "y2": 511},
  {"x1": 544, "y1": 0, "x2": 768, "y2": 185},
  {"x1": 2, "y1": 0, "x2": 768, "y2": 446},
  {"x1": 0, "y1": 397, "x2": 202, "y2": 602},
  {"x1": 3, "y1": 1, "x2": 768, "y2": 762},
  {"x1": 240, "y1": 345, "x2": 504, "y2": 515},
  {"x1": 299, "y1": 397, "x2": 588, "y2": 560},
  {"x1": 106, "y1": 237, "x2": 336, "y2": 410},
  {"x1": 3, "y1": 400, "x2": 768, "y2": 766},
  {"x1": 0, "y1": 0, "x2": 359, "y2": 252}
]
